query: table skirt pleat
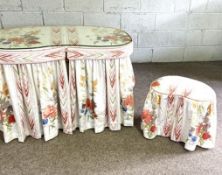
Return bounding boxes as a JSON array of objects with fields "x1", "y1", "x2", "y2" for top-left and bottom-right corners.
[
  {"x1": 0, "y1": 57, "x2": 135, "y2": 143},
  {"x1": 141, "y1": 88, "x2": 217, "y2": 151}
]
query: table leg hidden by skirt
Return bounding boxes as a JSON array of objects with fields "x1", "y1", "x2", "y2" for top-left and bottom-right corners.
[
  {"x1": 69, "y1": 57, "x2": 134, "y2": 133},
  {"x1": 0, "y1": 56, "x2": 134, "y2": 143},
  {"x1": 0, "y1": 26, "x2": 134, "y2": 142}
]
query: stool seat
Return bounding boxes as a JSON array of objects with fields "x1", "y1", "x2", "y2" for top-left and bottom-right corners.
[
  {"x1": 152, "y1": 76, "x2": 216, "y2": 102},
  {"x1": 141, "y1": 76, "x2": 217, "y2": 151}
]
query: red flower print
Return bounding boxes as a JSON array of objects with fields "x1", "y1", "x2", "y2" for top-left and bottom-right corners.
[
  {"x1": 86, "y1": 98, "x2": 91, "y2": 108},
  {"x1": 83, "y1": 98, "x2": 97, "y2": 119},
  {"x1": 8, "y1": 114, "x2": 15, "y2": 124},
  {"x1": 43, "y1": 105, "x2": 57, "y2": 119},
  {"x1": 142, "y1": 110, "x2": 153, "y2": 124},
  {"x1": 151, "y1": 81, "x2": 160, "y2": 87},
  {"x1": 150, "y1": 125, "x2": 157, "y2": 133},
  {"x1": 85, "y1": 98, "x2": 96, "y2": 111},
  {"x1": 123, "y1": 95, "x2": 134, "y2": 107},
  {"x1": 202, "y1": 132, "x2": 211, "y2": 140}
]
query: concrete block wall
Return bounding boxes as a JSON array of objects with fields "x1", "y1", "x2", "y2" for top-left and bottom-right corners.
[{"x1": 0, "y1": 0, "x2": 222, "y2": 62}]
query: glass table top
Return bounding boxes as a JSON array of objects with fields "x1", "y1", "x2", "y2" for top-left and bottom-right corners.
[{"x1": 0, "y1": 26, "x2": 132, "y2": 50}]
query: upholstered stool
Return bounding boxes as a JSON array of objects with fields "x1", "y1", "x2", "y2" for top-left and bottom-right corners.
[{"x1": 141, "y1": 76, "x2": 217, "y2": 151}]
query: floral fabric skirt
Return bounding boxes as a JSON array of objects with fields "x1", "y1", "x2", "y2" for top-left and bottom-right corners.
[
  {"x1": 141, "y1": 76, "x2": 217, "y2": 151},
  {"x1": 0, "y1": 57, "x2": 135, "y2": 143}
]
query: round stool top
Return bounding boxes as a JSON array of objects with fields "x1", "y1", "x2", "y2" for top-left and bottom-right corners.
[
  {"x1": 0, "y1": 26, "x2": 132, "y2": 50},
  {"x1": 150, "y1": 76, "x2": 216, "y2": 102}
]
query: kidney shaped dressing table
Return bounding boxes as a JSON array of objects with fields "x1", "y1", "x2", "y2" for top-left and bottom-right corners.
[{"x1": 0, "y1": 26, "x2": 135, "y2": 143}]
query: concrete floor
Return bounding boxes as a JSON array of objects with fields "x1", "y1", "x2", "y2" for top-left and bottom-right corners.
[{"x1": 0, "y1": 62, "x2": 222, "y2": 175}]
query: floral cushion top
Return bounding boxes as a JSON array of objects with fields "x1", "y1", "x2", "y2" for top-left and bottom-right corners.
[
  {"x1": 150, "y1": 76, "x2": 216, "y2": 102},
  {"x1": 0, "y1": 26, "x2": 132, "y2": 49}
]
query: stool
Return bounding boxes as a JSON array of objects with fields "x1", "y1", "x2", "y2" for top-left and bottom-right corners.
[{"x1": 141, "y1": 76, "x2": 217, "y2": 151}]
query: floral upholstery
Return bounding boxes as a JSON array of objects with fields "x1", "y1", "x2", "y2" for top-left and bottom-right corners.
[
  {"x1": 141, "y1": 76, "x2": 217, "y2": 151},
  {"x1": 0, "y1": 26, "x2": 132, "y2": 49},
  {"x1": 0, "y1": 26, "x2": 134, "y2": 143}
]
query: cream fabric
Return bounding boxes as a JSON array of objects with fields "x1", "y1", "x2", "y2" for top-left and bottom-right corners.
[
  {"x1": 0, "y1": 26, "x2": 135, "y2": 143},
  {"x1": 141, "y1": 76, "x2": 217, "y2": 151},
  {"x1": 0, "y1": 56, "x2": 134, "y2": 143}
]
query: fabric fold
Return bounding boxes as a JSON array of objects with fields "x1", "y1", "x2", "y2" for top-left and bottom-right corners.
[
  {"x1": 141, "y1": 77, "x2": 217, "y2": 151},
  {"x1": 0, "y1": 50, "x2": 134, "y2": 143}
]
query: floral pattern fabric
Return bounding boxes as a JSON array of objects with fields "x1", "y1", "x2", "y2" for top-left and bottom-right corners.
[
  {"x1": 141, "y1": 76, "x2": 217, "y2": 151},
  {"x1": 0, "y1": 26, "x2": 134, "y2": 142},
  {"x1": 0, "y1": 60, "x2": 71, "y2": 142},
  {"x1": 0, "y1": 26, "x2": 132, "y2": 49},
  {"x1": 0, "y1": 26, "x2": 134, "y2": 143},
  {"x1": 69, "y1": 56, "x2": 135, "y2": 133},
  {"x1": 0, "y1": 55, "x2": 134, "y2": 143}
]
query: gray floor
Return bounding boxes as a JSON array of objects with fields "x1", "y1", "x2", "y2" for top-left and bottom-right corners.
[{"x1": 0, "y1": 62, "x2": 222, "y2": 175}]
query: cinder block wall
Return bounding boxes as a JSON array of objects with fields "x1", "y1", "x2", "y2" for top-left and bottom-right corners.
[{"x1": 0, "y1": 0, "x2": 222, "y2": 62}]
